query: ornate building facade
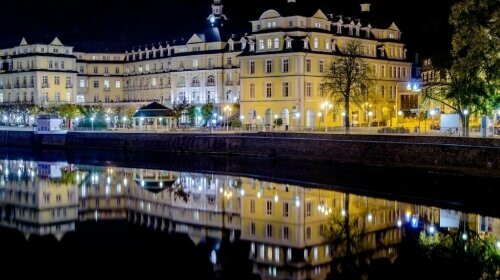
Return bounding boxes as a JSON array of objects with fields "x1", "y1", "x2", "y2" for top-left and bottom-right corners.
[{"x1": 0, "y1": 0, "x2": 415, "y2": 127}]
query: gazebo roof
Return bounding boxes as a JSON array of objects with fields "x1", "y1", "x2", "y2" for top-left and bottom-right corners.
[{"x1": 133, "y1": 102, "x2": 175, "y2": 118}]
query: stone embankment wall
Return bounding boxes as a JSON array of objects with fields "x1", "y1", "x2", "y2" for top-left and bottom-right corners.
[{"x1": 0, "y1": 130, "x2": 498, "y2": 172}]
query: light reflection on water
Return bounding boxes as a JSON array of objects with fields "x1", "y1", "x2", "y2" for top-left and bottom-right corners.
[{"x1": 0, "y1": 159, "x2": 498, "y2": 278}]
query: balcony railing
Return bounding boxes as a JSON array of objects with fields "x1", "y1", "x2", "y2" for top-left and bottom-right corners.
[
  {"x1": 41, "y1": 83, "x2": 49, "y2": 88},
  {"x1": 206, "y1": 82, "x2": 216, "y2": 87},
  {"x1": 14, "y1": 83, "x2": 20, "y2": 88},
  {"x1": 191, "y1": 82, "x2": 201, "y2": 87},
  {"x1": 66, "y1": 83, "x2": 73, "y2": 88}
]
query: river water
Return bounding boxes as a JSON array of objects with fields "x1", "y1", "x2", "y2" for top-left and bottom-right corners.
[{"x1": 0, "y1": 149, "x2": 498, "y2": 279}]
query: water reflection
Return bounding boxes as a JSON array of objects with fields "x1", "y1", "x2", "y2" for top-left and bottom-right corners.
[{"x1": 0, "y1": 159, "x2": 498, "y2": 279}]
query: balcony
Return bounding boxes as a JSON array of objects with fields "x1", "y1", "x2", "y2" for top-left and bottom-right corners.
[
  {"x1": 14, "y1": 83, "x2": 20, "y2": 89},
  {"x1": 103, "y1": 87, "x2": 111, "y2": 91},
  {"x1": 29, "y1": 83, "x2": 34, "y2": 88},
  {"x1": 225, "y1": 81, "x2": 234, "y2": 86},
  {"x1": 41, "y1": 83, "x2": 50, "y2": 88},
  {"x1": 66, "y1": 83, "x2": 73, "y2": 88},
  {"x1": 206, "y1": 82, "x2": 216, "y2": 87},
  {"x1": 21, "y1": 83, "x2": 28, "y2": 88},
  {"x1": 191, "y1": 82, "x2": 201, "y2": 87}
]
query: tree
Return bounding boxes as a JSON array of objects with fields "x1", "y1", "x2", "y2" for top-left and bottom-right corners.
[
  {"x1": 423, "y1": 0, "x2": 499, "y2": 137},
  {"x1": 58, "y1": 104, "x2": 82, "y2": 128},
  {"x1": 324, "y1": 40, "x2": 371, "y2": 133},
  {"x1": 418, "y1": 223, "x2": 500, "y2": 279},
  {"x1": 322, "y1": 194, "x2": 366, "y2": 279},
  {"x1": 172, "y1": 100, "x2": 191, "y2": 127},
  {"x1": 201, "y1": 103, "x2": 214, "y2": 127}
]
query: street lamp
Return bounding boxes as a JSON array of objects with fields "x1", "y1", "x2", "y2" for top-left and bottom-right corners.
[
  {"x1": 367, "y1": 111, "x2": 373, "y2": 130},
  {"x1": 274, "y1": 114, "x2": 278, "y2": 132},
  {"x1": 317, "y1": 112, "x2": 323, "y2": 130},
  {"x1": 122, "y1": 116, "x2": 127, "y2": 128},
  {"x1": 320, "y1": 101, "x2": 333, "y2": 132}
]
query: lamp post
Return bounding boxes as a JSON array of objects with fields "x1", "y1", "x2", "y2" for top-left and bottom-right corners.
[
  {"x1": 320, "y1": 101, "x2": 333, "y2": 132},
  {"x1": 317, "y1": 112, "x2": 323, "y2": 131},
  {"x1": 367, "y1": 111, "x2": 373, "y2": 131}
]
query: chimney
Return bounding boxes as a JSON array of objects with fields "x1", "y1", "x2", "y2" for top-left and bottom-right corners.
[{"x1": 360, "y1": 3, "x2": 371, "y2": 12}]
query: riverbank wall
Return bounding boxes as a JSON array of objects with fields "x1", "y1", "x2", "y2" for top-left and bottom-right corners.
[{"x1": 0, "y1": 130, "x2": 498, "y2": 173}]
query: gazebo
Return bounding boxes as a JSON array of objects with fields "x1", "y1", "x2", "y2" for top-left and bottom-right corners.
[{"x1": 133, "y1": 102, "x2": 176, "y2": 130}]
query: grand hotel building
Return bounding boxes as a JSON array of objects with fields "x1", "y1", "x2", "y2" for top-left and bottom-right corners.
[{"x1": 0, "y1": 0, "x2": 414, "y2": 128}]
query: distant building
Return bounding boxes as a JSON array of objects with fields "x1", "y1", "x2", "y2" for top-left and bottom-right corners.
[{"x1": 36, "y1": 115, "x2": 63, "y2": 132}]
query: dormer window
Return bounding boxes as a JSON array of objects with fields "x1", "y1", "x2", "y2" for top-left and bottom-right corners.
[
  {"x1": 304, "y1": 40, "x2": 309, "y2": 49},
  {"x1": 337, "y1": 25, "x2": 342, "y2": 34},
  {"x1": 229, "y1": 42, "x2": 234, "y2": 51},
  {"x1": 267, "y1": 38, "x2": 272, "y2": 49},
  {"x1": 250, "y1": 44, "x2": 255, "y2": 52},
  {"x1": 314, "y1": 22, "x2": 321, "y2": 29},
  {"x1": 356, "y1": 27, "x2": 360, "y2": 37},
  {"x1": 325, "y1": 39, "x2": 330, "y2": 50},
  {"x1": 389, "y1": 33, "x2": 395, "y2": 39},
  {"x1": 274, "y1": 38, "x2": 279, "y2": 49},
  {"x1": 286, "y1": 40, "x2": 292, "y2": 49},
  {"x1": 313, "y1": 38, "x2": 319, "y2": 49},
  {"x1": 349, "y1": 27, "x2": 353, "y2": 36}
]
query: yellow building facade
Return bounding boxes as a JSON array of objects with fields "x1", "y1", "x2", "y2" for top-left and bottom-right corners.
[{"x1": 239, "y1": 7, "x2": 413, "y2": 129}]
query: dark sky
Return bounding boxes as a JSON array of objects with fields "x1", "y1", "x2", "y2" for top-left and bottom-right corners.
[{"x1": 2, "y1": 0, "x2": 456, "y2": 64}]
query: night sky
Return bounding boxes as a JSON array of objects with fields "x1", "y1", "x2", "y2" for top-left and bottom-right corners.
[{"x1": 3, "y1": 0, "x2": 456, "y2": 65}]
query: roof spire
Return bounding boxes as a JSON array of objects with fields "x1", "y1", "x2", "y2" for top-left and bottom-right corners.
[{"x1": 207, "y1": 0, "x2": 228, "y2": 27}]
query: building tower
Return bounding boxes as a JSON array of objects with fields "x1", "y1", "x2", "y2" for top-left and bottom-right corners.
[{"x1": 207, "y1": 0, "x2": 228, "y2": 27}]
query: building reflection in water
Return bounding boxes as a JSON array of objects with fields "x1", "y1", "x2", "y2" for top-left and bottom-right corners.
[{"x1": 0, "y1": 159, "x2": 498, "y2": 279}]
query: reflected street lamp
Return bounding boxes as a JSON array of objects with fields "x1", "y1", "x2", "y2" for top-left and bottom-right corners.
[{"x1": 90, "y1": 117, "x2": 95, "y2": 131}]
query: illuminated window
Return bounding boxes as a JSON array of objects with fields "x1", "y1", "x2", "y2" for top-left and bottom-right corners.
[
  {"x1": 274, "y1": 38, "x2": 279, "y2": 49},
  {"x1": 306, "y1": 59, "x2": 312, "y2": 72},
  {"x1": 313, "y1": 37, "x2": 319, "y2": 49}
]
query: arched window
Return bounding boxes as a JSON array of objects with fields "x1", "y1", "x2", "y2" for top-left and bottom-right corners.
[
  {"x1": 177, "y1": 77, "x2": 186, "y2": 87},
  {"x1": 192, "y1": 77, "x2": 200, "y2": 87},
  {"x1": 207, "y1": 75, "x2": 215, "y2": 86}
]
